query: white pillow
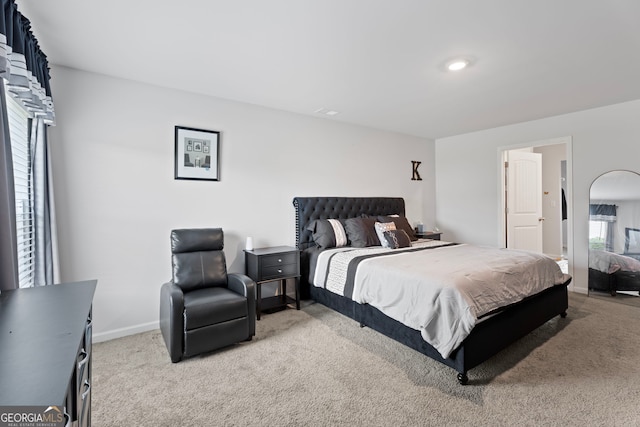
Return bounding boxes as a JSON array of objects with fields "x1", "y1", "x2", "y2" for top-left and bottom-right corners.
[
  {"x1": 328, "y1": 219, "x2": 348, "y2": 247},
  {"x1": 374, "y1": 221, "x2": 396, "y2": 248}
]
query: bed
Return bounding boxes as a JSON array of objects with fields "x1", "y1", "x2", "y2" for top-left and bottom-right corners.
[
  {"x1": 293, "y1": 196, "x2": 572, "y2": 384},
  {"x1": 588, "y1": 249, "x2": 640, "y2": 296}
]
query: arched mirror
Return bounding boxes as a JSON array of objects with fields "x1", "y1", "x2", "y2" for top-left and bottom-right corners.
[{"x1": 589, "y1": 170, "x2": 640, "y2": 300}]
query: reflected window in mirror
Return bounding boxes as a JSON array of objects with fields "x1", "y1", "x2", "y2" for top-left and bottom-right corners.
[
  {"x1": 588, "y1": 220, "x2": 607, "y2": 250},
  {"x1": 589, "y1": 204, "x2": 616, "y2": 251}
]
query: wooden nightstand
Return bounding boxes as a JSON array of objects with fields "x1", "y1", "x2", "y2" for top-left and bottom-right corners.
[
  {"x1": 244, "y1": 246, "x2": 300, "y2": 320},
  {"x1": 415, "y1": 231, "x2": 442, "y2": 240}
]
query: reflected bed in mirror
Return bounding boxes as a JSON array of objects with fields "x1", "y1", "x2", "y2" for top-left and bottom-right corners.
[{"x1": 589, "y1": 170, "x2": 640, "y2": 305}]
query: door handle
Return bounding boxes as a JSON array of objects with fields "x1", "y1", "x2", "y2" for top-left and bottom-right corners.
[{"x1": 538, "y1": 217, "x2": 545, "y2": 222}]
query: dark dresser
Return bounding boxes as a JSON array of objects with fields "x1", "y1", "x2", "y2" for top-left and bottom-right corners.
[{"x1": 0, "y1": 280, "x2": 97, "y2": 427}]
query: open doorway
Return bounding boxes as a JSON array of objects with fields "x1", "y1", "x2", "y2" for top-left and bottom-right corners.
[{"x1": 500, "y1": 137, "x2": 573, "y2": 279}]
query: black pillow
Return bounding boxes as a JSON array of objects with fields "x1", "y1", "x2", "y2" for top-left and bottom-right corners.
[
  {"x1": 383, "y1": 229, "x2": 412, "y2": 249},
  {"x1": 378, "y1": 215, "x2": 417, "y2": 241},
  {"x1": 307, "y1": 219, "x2": 348, "y2": 249},
  {"x1": 345, "y1": 217, "x2": 381, "y2": 247}
]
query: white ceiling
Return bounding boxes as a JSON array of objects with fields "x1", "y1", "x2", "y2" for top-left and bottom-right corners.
[{"x1": 16, "y1": 0, "x2": 640, "y2": 139}]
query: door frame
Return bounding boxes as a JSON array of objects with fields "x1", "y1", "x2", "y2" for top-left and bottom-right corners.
[{"x1": 498, "y1": 136, "x2": 574, "y2": 291}]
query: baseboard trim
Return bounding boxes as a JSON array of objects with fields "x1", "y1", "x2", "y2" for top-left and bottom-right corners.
[
  {"x1": 571, "y1": 286, "x2": 587, "y2": 295},
  {"x1": 93, "y1": 321, "x2": 159, "y2": 343}
]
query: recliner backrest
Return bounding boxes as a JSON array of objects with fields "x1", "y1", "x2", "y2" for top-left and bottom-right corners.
[{"x1": 171, "y1": 228, "x2": 228, "y2": 292}]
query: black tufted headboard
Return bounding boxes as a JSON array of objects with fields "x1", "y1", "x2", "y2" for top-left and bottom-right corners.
[
  {"x1": 292, "y1": 196, "x2": 406, "y2": 298},
  {"x1": 292, "y1": 196, "x2": 406, "y2": 250}
]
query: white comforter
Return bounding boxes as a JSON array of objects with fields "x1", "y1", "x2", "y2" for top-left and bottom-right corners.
[
  {"x1": 589, "y1": 250, "x2": 640, "y2": 274},
  {"x1": 313, "y1": 241, "x2": 568, "y2": 358}
]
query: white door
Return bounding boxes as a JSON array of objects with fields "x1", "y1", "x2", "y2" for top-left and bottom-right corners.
[{"x1": 506, "y1": 150, "x2": 543, "y2": 252}]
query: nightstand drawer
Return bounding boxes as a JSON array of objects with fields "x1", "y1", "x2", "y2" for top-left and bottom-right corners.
[
  {"x1": 261, "y1": 252, "x2": 298, "y2": 268},
  {"x1": 245, "y1": 246, "x2": 300, "y2": 283},
  {"x1": 261, "y1": 263, "x2": 299, "y2": 280},
  {"x1": 416, "y1": 231, "x2": 441, "y2": 240}
]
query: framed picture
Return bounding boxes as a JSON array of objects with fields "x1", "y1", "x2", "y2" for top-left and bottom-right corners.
[{"x1": 174, "y1": 126, "x2": 220, "y2": 181}]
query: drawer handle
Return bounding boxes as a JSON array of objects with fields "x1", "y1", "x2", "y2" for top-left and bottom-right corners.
[
  {"x1": 278, "y1": 269, "x2": 282, "y2": 273},
  {"x1": 82, "y1": 380, "x2": 91, "y2": 400},
  {"x1": 278, "y1": 258, "x2": 282, "y2": 263},
  {"x1": 77, "y1": 349, "x2": 88, "y2": 369}
]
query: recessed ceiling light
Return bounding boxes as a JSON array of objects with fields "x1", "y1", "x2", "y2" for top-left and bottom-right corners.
[
  {"x1": 315, "y1": 107, "x2": 340, "y2": 116},
  {"x1": 447, "y1": 59, "x2": 469, "y2": 71}
]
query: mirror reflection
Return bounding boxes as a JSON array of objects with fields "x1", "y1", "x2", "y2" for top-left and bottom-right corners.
[{"x1": 589, "y1": 170, "x2": 640, "y2": 301}]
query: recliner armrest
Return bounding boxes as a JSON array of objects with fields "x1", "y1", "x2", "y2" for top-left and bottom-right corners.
[
  {"x1": 228, "y1": 273, "x2": 256, "y2": 337},
  {"x1": 160, "y1": 281, "x2": 185, "y2": 362},
  {"x1": 227, "y1": 273, "x2": 254, "y2": 297}
]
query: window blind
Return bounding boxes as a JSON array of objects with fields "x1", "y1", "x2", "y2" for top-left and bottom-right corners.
[{"x1": 7, "y1": 92, "x2": 34, "y2": 288}]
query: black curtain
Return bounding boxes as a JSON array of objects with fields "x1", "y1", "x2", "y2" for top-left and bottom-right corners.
[
  {"x1": 1, "y1": 0, "x2": 54, "y2": 121},
  {"x1": 589, "y1": 204, "x2": 617, "y2": 221}
]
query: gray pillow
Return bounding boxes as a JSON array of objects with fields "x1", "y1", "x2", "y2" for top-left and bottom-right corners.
[
  {"x1": 383, "y1": 229, "x2": 412, "y2": 249},
  {"x1": 378, "y1": 215, "x2": 417, "y2": 241},
  {"x1": 345, "y1": 217, "x2": 381, "y2": 247},
  {"x1": 307, "y1": 219, "x2": 348, "y2": 249}
]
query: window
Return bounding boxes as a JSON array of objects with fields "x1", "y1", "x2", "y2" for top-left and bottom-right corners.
[
  {"x1": 589, "y1": 220, "x2": 608, "y2": 250},
  {"x1": 7, "y1": 91, "x2": 34, "y2": 288}
]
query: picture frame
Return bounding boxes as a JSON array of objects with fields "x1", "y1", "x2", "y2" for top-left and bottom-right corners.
[{"x1": 174, "y1": 126, "x2": 220, "y2": 181}]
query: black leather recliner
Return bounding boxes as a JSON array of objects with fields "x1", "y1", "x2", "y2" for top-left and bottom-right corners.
[{"x1": 160, "y1": 228, "x2": 256, "y2": 362}]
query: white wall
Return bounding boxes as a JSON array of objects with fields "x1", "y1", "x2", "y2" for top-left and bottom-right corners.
[
  {"x1": 435, "y1": 99, "x2": 640, "y2": 294},
  {"x1": 48, "y1": 66, "x2": 435, "y2": 341}
]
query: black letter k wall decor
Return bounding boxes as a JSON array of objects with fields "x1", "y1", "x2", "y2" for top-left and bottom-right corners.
[{"x1": 411, "y1": 161, "x2": 422, "y2": 181}]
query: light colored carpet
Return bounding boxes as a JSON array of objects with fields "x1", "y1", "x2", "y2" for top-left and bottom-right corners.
[
  {"x1": 589, "y1": 289, "x2": 640, "y2": 309},
  {"x1": 92, "y1": 293, "x2": 640, "y2": 426}
]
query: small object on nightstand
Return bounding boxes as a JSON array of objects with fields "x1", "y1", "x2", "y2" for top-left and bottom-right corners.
[
  {"x1": 244, "y1": 246, "x2": 300, "y2": 320},
  {"x1": 415, "y1": 230, "x2": 442, "y2": 240}
]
